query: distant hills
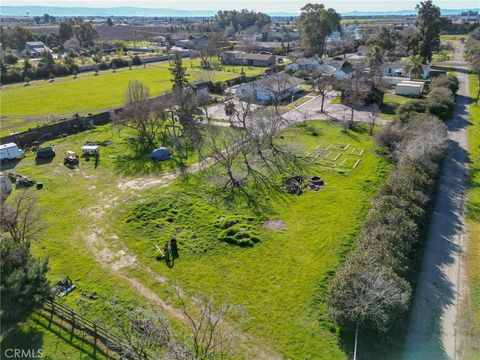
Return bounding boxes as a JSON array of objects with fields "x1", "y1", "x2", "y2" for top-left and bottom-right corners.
[{"x1": 0, "y1": 5, "x2": 478, "y2": 18}]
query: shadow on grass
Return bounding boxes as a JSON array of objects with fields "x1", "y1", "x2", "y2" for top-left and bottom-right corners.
[
  {"x1": 35, "y1": 156, "x2": 55, "y2": 166},
  {"x1": 113, "y1": 150, "x2": 180, "y2": 176},
  {"x1": 380, "y1": 102, "x2": 398, "y2": 118},
  {"x1": 1, "y1": 320, "x2": 44, "y2": 359},
  {"x1": 0, "y1": 159, "x2": 22, "y2": 171}
]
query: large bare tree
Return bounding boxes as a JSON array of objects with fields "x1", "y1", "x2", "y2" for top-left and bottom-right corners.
[{"x1": 115, "y1": 81, "x2": 170, "y2": 151}]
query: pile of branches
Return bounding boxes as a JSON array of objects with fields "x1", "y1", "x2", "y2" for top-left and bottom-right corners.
[{"x1": 327, "y1": 114, "x2": 448, "y2": 333}]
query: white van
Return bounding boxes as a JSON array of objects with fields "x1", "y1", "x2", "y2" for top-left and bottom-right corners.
[{"x1": 0, "y1": 143, "x2": 24, "y2": 161}]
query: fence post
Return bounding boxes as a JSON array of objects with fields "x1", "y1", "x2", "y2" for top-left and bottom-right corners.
[
  {"x1": 93, "y1": 323, "x2": 97, "y2": 358},
  {"x1": 70, "y1": 310, "x2": 75, "y2": 341},
  {"x1": 49, "y1": 302, "x2": 54, "y2": 328}
]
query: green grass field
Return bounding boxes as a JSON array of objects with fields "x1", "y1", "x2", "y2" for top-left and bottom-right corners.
[
  {"x1": 0, "y1": 58, "x2": 264, "y2": 133},
  {"x1": 380, "y1": 93, "x2": 413, "y2": 120},
  {"x1": 465, "y1": 73, "x2": 480, "y2": 358},
  {"x1": 0, "y1": 120, "x2": 390, "y2": 359}
]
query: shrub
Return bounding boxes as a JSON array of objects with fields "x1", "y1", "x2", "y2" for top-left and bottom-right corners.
[
  {"x1": 430, "y1": 74, "x2": 459, "y2": 94},
  {"x1": 131, "y1": 55, "x2": 143, "y2": 66},
  {"x1": 98, "y1": 61, "x2": 109, "y2": 70},
  {"x1": 426, "y1": 87, "x2": 455, "y2": 119},
  {"x1": 396, "y1": 100, "x2": 427, "y2": 122},
  {"x1": 110, "y1": 57, "x2": 129, "y2": 69}
]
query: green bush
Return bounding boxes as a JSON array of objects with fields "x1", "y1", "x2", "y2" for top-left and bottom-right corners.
[
  {"x1": 396, "y1": 100, "x2": 427, "y2": 122},
  {"x1": 131, "y1": 55, "x2": 143, "y2": 66},
  {"x1": 430, "y1": 74, "x2": 459, "y2": 94}
]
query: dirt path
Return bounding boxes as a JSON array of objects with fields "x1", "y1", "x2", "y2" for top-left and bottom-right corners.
[
  {"x1": 82, "y1": 161, "x2": 282, "y2": 359},
  {"x1": 402, "y1": 62, "x2": 470, "y2": 359}
]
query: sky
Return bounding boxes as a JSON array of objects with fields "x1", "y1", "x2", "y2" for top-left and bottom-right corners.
[{"x1": 2, "y1": 0, "x2": 479, "y2": 12}]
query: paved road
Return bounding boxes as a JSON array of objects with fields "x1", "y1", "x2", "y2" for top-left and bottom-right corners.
[{"x1": 402, "y1": 59, "x2": 470, "y2": 358}]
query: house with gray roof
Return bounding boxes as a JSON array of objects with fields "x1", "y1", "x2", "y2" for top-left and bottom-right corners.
[
  {"x1": 23, "y1": 41, "x2": 52, "y2": 57},
  {"x1": 221, "y1": 51, "x2": 275, "y2": 67},
  {"x1": 235, "y1": 72, "x2": 304, "y2": 103}
]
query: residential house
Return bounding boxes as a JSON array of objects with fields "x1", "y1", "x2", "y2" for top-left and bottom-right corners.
[
  {"x1": 221, "y1": 51, "x2": 275, "y2": 67},
  {"x1": 243, "y1": 33, "x2": 263, "y2": 42},
  {"x1": 23, "y1": 41, "x2": 52, "y2": 57},
  {"x1": 285, "y1": 57, "x2": 322, "y2": 72},
  {"x1": 324, "y1": 60, "x2": 355, "y2": 79},
  {"x1": 235, "y1": 72, "x2": 304, "y2": 103},
  {"x1": 381, "y1": 62, "x2": 431, "y2": 79}
]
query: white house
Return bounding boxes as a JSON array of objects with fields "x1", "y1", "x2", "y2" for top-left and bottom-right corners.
[
  {"x1": 328, "y1": 60, "x2": 355, "y2": 79},
  {"x1": 235, "y1": 72, "x2": 304, "y2": 103},
  {"x1": 381, "y1": 62, "x2": 431, "y2": 79},
  {"x1": 285, "y1": 57, "x2": 323, "y2": 72}
]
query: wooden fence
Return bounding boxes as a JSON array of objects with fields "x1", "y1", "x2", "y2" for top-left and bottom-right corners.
[{"x1": 39, "y1": 300, "x2": 154, "y2": 360}]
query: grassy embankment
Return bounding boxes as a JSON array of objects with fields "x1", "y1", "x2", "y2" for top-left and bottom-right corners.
[{"x1": 464, "y1": 72, "x2": 480, "y2": 358}]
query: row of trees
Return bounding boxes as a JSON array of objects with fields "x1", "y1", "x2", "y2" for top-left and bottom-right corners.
[
  {"x1": 213, "y1": 9, "x2": 271, "y2": 32},
  {"x1": 328, "y1": 111, "x2": 448, "y2": 333},
  {"x1": 466, "y1": 28, "x2": 480, "y2": 101},
  {"x1": 396, "y1": 74, "x2": 459, "y2": 121}
]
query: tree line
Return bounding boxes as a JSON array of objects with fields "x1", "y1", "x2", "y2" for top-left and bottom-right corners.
[{"x1": 327, "y1": 73, "x2": 460, "y2": 334}]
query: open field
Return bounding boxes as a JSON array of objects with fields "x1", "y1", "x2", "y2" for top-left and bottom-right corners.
[
  {"x1": 1, "y1": 120, "x2": 390, "y2": 359},
  {"x1": 440, "y1": 34, "x2": 470, "y2": 41},
  {"x1": 464, "y1": 73, "x2": 480, "y2": 357},
  {"x1": 0, "y1": 58, "x2": 265, "y2": 134}
]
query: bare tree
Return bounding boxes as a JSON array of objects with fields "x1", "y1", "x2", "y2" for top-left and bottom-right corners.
[
  {"x1": 109, "y1": 290, "x2": 242, "y2": 360},
  {"x1": 0, "y1": 189, "x2": 44, "y2": 244},
  {"x1": 367, "y1": 104, "x2": 380, "y2": 135},
  {"x1": 176, "y1": 288, "x2": 242, "y2": 360},
  {"x1": 342, "y1": 68, "x2": 369, "y2": 128},
  {"x1": 109, "y1": 298, "x2": 190, "y2": 360},
  {"x1": 202, "y1": 104, "x2": 306, "y2": 194},
  {"x1": 115, "y1": 81, "x2": 170, "y2": 150},
  {"x1": 312, "y1": 74, "x2": 336, "y2": 113}
]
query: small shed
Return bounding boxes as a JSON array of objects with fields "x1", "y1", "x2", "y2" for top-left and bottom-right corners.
[
  {"x1": 149, "y1": 147, "x2": 172, "y2": 162},
  {"x1": 81, "y1": 145, "x2": 99, "y2": 155}
]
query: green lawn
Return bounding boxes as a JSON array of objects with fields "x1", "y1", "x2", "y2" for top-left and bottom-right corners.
[
  {"x1": 440, "y1": 34, "x2": 469, "y2": 41},
  {"x1": 112, "y1": 121, "x2": 391, "y2": 359},
  {"x1": 0, "y1": 120, "x2": 390, "y2": 359},
  {"x1": 380, "y1": 93, "x2": 412, "y2": 120},
  {"x1": 0, "y1": 58, "x2": 264, "y2": 119},
  {"x1": 465, "y1": 73, "x2": 480, "y2": 358}
]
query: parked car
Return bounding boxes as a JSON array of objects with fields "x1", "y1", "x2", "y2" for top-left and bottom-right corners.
[{"x1": 36, "y1": 146, "x2": 56, "y2": 159}]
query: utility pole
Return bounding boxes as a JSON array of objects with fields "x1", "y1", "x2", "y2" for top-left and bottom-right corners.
[{"x1": 353, "y1": 322, "x2": 359, "y2": 360}]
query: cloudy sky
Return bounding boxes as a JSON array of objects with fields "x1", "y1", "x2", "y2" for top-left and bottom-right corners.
[{"x1": 2, "y1": 0, "x2": 479, "y2": 12}]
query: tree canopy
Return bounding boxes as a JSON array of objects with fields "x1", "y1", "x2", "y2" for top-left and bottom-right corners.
[
  {"x1": 410, "y1": 0, "x2": 442, "y2": 63},
  {"x1": 299, "y1": 3, "x2": 341, "y2": 57}
]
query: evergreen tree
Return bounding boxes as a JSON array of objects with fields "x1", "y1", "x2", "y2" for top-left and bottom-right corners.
[
  {"x1": 170, "y1": 52, "x2": 189, "y2": 90},
  {"x1": 411, "y1": 0, "x2": 441, "y2": 63},
  {"x1": 299, "y1": 3, "x2": 341, "y2": 57}
]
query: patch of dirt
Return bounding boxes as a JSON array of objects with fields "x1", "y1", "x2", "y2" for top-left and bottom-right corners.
[{"x1": 263, "y1": 220, "x2": 286, "y2": 231}]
